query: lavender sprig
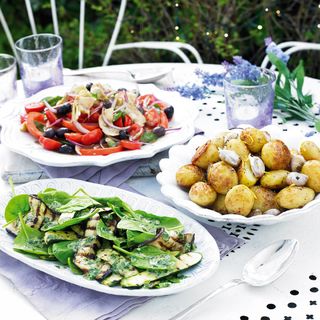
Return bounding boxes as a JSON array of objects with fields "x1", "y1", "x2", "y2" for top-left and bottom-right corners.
[
  {"x1": 166, "y1": 83, "x2": 211, "y2": 100},
  {"x1": 265, "y1": 37, "x2": 289, "y2": 64}
]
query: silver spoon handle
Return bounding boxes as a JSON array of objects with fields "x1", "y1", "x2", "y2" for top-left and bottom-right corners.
[{"x1": 169, "y1": 279, "x2": 244, "y2": 320}]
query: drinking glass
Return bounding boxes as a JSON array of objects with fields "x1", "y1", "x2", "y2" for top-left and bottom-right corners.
[
  {"x1": 223, "y1": 68, "x2": 276, "y2": 128},
  {"x1": 15, "y1": 33, "x2": 63, "y2": 97},
  {"x1": 0, "y1": 54, "x2": 17, "y2": 103}
]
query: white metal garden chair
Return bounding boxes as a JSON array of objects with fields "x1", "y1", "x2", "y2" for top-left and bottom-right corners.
[
  {"x1": 261, "y1": 41, "x2": 320, "y2": 70},
  {"x1": 0, "y1": 0, "x2": 203, "y2": 69}
]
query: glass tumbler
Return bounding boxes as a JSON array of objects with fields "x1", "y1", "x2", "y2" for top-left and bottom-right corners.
[
  {"x1": 0, "y1": 54, "x2": 17, "y2": 103},
  {"x1": 15, "y1": 33, "x2": 63, "y2": 97},
  {"x1": 223, "y1": 68, "x2": 276, "y2": 129}
]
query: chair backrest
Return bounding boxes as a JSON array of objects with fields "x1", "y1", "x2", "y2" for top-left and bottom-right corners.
[
  {"x1": 261, "y1": 41, "x2": 320, "y2": 71},
  {"x1": 1, "y1": 0, "x2": 203, "y2": 69}
]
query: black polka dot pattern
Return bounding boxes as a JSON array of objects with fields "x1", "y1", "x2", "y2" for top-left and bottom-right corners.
[
  {"x1": 310, "y1": 287, "x2": 318, "y2": 293},
  {"x1": 288, "y1": 302, "x2": 297, "y2": 308},
  {"x1": 266, "y1": 304, "x2": 276, "y2": 309},
  {"x1": 290, "y1": 290, "x2": 299, "y2": 295}
]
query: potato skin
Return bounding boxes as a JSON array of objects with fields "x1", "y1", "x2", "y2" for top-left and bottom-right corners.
[
  {"x1": 225, "y1": 184, "x2": 255, "y2": 216},
  {"x1": 276, "y1": 186, "x2": 315, "y2": 209},
  {"x1": 189, "y1": 182, "x2": 217, "y2": 207},
  {"x1": 240, "y1": 128, "x2": 268, "y2": 153},
  {"x1": 192, "y1": 140, "x2": 220, "y2": 169},
  {"x1": 212, "y1": 132, "x2": 228, "y2": 149},
  {"x1": 176, "y1": 164, "x2": 205, "y2": 188},
  {"x1": 211, "y1": 194, "x2": 228, "y2": 214},
  {"x1": 300, "y1": 141, "x2": 320, "y2": 161},
  {"x1": 261, "y1": 140, "x2": 291, "y2": 170},
  {"x1": 301, "y1": 160, "x2": 320, "y2": 192},
  {"x1": 225, "y1": 139, "x2": 249, "y2": 160},
  {"x1": 250, "y1": 186, "x2": 279, "y2": 213},
  {"x1": 237, "y1": 159, "x2": 258, "y2": 187},
  {"x1": 207, "y1": 161, "x2": 238, "y2": 194},
  {"x1": 260, "y1": 170, "x2": 289, "y2": 189}
]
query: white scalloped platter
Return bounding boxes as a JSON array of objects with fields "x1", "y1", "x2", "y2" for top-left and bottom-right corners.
[
  {"x1": 157, "y1": 125, "x2": 320, "y2": 225},
  {"x1": 0, "y1": 178, "x2": 220, "y2": 297},
  {"x1": 1, "y1": 80, "x2": 197, "y2": 167}
]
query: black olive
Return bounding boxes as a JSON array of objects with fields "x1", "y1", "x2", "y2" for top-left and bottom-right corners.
[
  {"x1": 117, "y1": 88, "x2": 127, "y2": 91},
  {"x1": 56, "y1": 103, "x2": 72, "y2": 116},
  {"x1": 43, "y1": 128, "x2": 56, "y2": 138},
  {"x1": 119, "y1": 130, "x2": 129, "y2": 140},
  {"x1": 58, "y1": 144, "x2": 74, "y2": 154},
  {"x1": 164, "y1": 106, "x2": 174, "y2": 120},
  {"x1": 153, "y1": 126, "x2": 166, "y2": 137},
  {"x1": 86, "y1": 82, "x2": 93, "y2": 91},
  {"x1": 55, "y1": 127, "x2": 69, "y2": 138},
  {"x1": 103, "y1": 100, "x2": 112, "y2": 109}
]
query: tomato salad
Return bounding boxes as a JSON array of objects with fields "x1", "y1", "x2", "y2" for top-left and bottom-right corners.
[{"x1": 20, "y1": 83, "x2": 175, "y2": 156}]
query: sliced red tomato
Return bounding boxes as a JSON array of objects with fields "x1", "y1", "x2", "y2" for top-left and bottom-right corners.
[
  {"x1": 123, "y1": 115, "x2": 132, "y2": 127},
  {"x1": 81, "y1": 128, "x2": 103, "y2": 145},
  {"x1": 159, "y1": 111, "x2": 169, "y2": 128},
  {"x1": 128, "y1": 123, "x2": 143, "y2": 140},
  {"x1": 39, "y1": 136, "x2": 62, "y2": 150},
  {"x1": 26, "y1": 112, "x2": 46, "y2": 139},
  {"x1": 114, "y1": 117, "x2": 124, "y2": 127},
  {"x1": 65, "y1": 133, "x2": 84, "y2": 143},
  {"x1": 77, "y1": 145, "x2": 123, "y2": 156},
  {"x1": 45, "y1": 110, "x2": 58, "y2": 123},
  {"x1": 20, "y1": 114, "x2": 27, "y2": 124},
  {"x1": 25, "y1": 102, "x2": 46, "y2": 113},
  {"x1": 145, "y1": 108, "x2": 160, "y2": 127},
  {"x1": 61, "y1": 120, "x2": 99, "y2": 133},
  {"x1": 120, "y1": 140, "x2": 142, "y2": 150},
  {"x1": 78, "y1": 111, "x2": 100, "y2": 123},
  {"x1": 66, "y1": 112, "x2": 72, "y2": 119},
  {"x1": 153, "y1": 101, "x2": 168, "y2": 110}
]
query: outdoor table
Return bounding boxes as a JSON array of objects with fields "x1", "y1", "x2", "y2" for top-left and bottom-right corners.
[{"x1": 0, "y1": 63, "x2": 319, "y2": 320}]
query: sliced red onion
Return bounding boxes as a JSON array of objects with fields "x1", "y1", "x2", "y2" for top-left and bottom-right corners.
[
  {"x1": 43, "y1": 100, "x2": 57, "y2": 113},
  {"x1": 66, "y1": 138, "x2": 89, "y2": 147},
  {"x1": 73, "y1": 120, "x2": 90, "y2": 134},
  {"x1": 48, "y1": 117, "x2": 63, "y2": 127},
  {"x1": 102, "y1": 112, "x2": 131, "y2": 130},
  {"x1": 112, "y1": 103, "x2": 127, "y2": 114},
  {"x1": 130, "y1": 127, "x2": 144, "y2": 141},
  {"x1": 124, "y1": 91, "x2": 128, "y2": 103}
]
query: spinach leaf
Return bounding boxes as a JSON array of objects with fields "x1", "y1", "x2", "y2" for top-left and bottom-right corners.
[
  {"x1": 38, "y1": 188, "x2": 72, "y2": 211},
  {"x1": 126, "y1": 230, "x2": 155, "y2": 246},
  {"x1": 96, "y1": 220, "x2": 125, "y2": 247},
  {"x1": 93, "y1": 196, "x2": 135, "y2": 218},
  {"x1": 117, "y1": 218, "x2": 156, "y2": 234},
  {"x1": 42, "y1": 96, "x2": 63, "y2": 106},
  {"x1": 52, "y1": 240, "x2": 80, "y2": 265},
  {"x1": 14, "y1": 213, "x2": 49, "y2": 256},
  {"x1": 140, "y1": 132, "x2": 158, "y2": 143},
  {"x1": 42, "y1": 208, "x2": 101, "y2": 231},
  {"x1": 57, "y1": 196, "x2": 101, "y2": 213},
  {"x1": 114, "y1": 245, "x2": 177, "y2": 271},
  {"x1": 67, "y1": 257, "x2": 83, "y2": 275},
  {"x1": 4, "y1": 194, "x2": 30, "y2": 223}
]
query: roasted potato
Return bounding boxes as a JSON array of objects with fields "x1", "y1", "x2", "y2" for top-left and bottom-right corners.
[
  {"x1": 240, "y1": 128, "x2": 269, "y2": 153},
  {"x1": 260, "y1": 170, "x2": 289, "y2": 189},
  {"x1": 189, "y1": 182, "x2": 217, "y2": 207},
  {"x1": 276, "y1": 186, "x2": 315, "y2": 209},
  {"x1": 225, "y1": 139, "x2": 249, "y2": 160},
  {"x1": 261, "y1": 140, "x2": 291, "y2": 170},
  {"x1": 207, "y1": 161, "x2": 238, "y2": 194},
  {"x1": 176, "y1": 164, "x2": 205, "y2": 188},
  {"x1": 300, "y1": 141, "x2": 320, "y2": 161},
  {"x1": 225, "y1": 184, "x2": 255, "y2": 216},
  {"x1": 250, "y1": 186, "x2": 279, "y2": 213},
  {"x1": 211, "y1": 194, "x2": 228, "y2": 214},
  {"x1": 237, "y1": 159, "x2": 258, "y2": 187},
  {"x1": 212, "y1": 132, "x2": 228, "y2": 149},
  {"x1": 301, "y1": 160, "x2": 320, "y2": 192},
  {"x1": 192, "y1": 140, "x2": 220, "y2": 169}
]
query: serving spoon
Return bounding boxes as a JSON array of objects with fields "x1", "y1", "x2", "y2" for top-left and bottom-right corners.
[{"x1": 170, "y1": 239, "x2": 299, "y2": 320}]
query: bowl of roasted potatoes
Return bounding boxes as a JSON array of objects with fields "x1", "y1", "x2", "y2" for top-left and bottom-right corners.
[{"x1": 157, "y1": 125, "x2": 320, "y2": 225}]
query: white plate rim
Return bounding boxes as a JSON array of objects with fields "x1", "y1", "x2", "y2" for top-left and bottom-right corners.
[{"x1": 0, "y1": 178, "x2": 220, "y2": 297}]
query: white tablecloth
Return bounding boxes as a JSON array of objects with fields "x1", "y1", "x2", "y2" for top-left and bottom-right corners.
[{"x1": 1, "y1": 63, "x2": 320, "y2": 320}]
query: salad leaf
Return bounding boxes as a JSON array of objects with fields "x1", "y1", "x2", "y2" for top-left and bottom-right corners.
[
  {"x1": 67, "y1": 257, "x2": 83, "y2": 275},
  {"x1": 42, "y1": 96, "x2": 63, "y2": 106},
  {"x1": 140, "y1": 132, "x2": 158, "y2": 143},
  {"x1": 93, "y1": 197, "x2": 135, "y2": 217},
  {"x1": 114, "y1": 245, "x2": 177, "y2": 271},
  {"x1": 96, "y1": 220, "x2": 125, "y2": 247},
  {"x1": 126, "y1": 230, "x2": 155, "y2": 246},
  {"x1": 38, "y1": 188, "x2": 72, "y2": 211},
  {"x1": 113, "y1": 111, "x2": 124, "y2": 121},
  {"x1": 4, "y1": 194, "x2": 30, "y2": 223},
  {"x1": 14, "y1": 213, "x2": 49, "y2": 256},
  {"x1": 57, "y1": 196, "x2": 101, "y2": 213},
  {"x1": 42, "y1": 208, "x2": 102, "y2": 231},
  {"x1": 52, "y1": 240, "x2": 80, "y2": 265}
]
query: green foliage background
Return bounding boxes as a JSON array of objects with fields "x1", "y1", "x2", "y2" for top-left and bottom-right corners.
[{"x1": 1, "y1": 0, "x2": 319, "y2": 76}]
